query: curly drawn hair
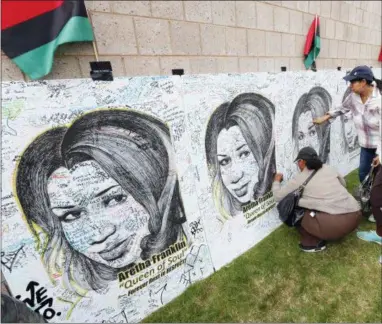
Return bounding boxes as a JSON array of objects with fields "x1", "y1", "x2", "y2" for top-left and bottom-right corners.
[
  {"x1": 292, "y1": 86, "x2": 332, "y2": 163},
  {"x1": 15, "y1": 109, "x2": 186, "y2": 292},
  {"x1": 205, "y1": 93, "x2": 276, "y2": 222}
]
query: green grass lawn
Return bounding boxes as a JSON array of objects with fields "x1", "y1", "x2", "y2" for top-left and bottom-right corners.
[{"x1": 144, "y1": 169, "x2": 382, "y2": 323}]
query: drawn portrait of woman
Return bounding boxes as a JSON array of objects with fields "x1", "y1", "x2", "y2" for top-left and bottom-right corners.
[
  {"x1": 205, "y1": 93, "x2": 276, "y2": 222},
  {"x1": 292, "y1": 86, "x2": 332, "y2": 163},
  {"x1": 15, "y1": 109, "x2": 187, "y2": 292},
  {"x1": 340, "y1": 87, "x2": 360, "y2": 154}
]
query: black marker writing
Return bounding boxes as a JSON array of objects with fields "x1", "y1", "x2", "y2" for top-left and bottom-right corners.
[
  {"x1": 189, "y1": 218, "x2": 203, "y2": 237},
  {"x1": 1, "y1": 244, "x2": 26, "y2": 272},
  {"x1": 16, "y1": 281, "x2": 61, "y2": 320}
]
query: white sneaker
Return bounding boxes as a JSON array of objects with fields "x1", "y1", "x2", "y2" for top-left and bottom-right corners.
[
  {"x1": 368, "y1": 214, "x2": 376, "y2": 223},
  {"x1": 380, "y1": 255, "x2": 382, "y2": 264}
]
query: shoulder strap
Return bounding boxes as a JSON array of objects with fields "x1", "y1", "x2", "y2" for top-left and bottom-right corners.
[
  {"x1": 296, "y1": 169, "x2": 318, "y2": 197},
  {"x1": 302, "y1": 169, "x2": 318, "y2": 187}
]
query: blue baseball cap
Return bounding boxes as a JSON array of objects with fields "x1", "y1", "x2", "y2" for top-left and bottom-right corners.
[{"x1": 343, "y1": 65, "x2": 374, "y2": 82}]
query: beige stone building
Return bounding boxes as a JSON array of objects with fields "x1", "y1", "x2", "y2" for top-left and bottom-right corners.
[{"x1": 1, "y1": 1, "x2": 382, "y2": 81}]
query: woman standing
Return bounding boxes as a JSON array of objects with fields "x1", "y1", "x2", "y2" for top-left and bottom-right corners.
[
  {"x1": 313, "y1": 65, "x2": 381, "y2": 180},
  {"x1": 313, "y1": 65, "x2": 381, "y2": 222}
]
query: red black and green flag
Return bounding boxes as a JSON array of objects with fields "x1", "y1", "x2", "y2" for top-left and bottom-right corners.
[
  {"x1": 303, "y1": 15, "x2": 320, "y2": 70},
  {"x1": 1, "y1": 0, "x2": 94, "y2": 80}
]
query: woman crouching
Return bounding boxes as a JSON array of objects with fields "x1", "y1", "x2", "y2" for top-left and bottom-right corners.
[{"x1": 272, "y1": 147, "x2": 362, "y2": 252}]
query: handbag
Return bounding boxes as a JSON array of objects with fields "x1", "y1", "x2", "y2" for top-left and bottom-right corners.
[
  {"x1": 277, "y1": 170, "x2": 318, "y2": 227},
  {"x1": 358, "y1": 166, "x2": 376, "y2": 213}
]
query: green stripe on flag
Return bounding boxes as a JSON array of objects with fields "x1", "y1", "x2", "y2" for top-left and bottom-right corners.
[
  {"x1": 13, "y1": 16, "x2": 93, "y2": 80},
  {"x1": 304, "y1": 36, "x2": 320, "y2": 69}
]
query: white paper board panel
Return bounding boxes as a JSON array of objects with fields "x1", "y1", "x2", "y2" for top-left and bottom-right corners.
[
  {"x1": 1, "y1": 77, "x2": 214, "y2": 323},
  {"x1": 181, "y1": 73, "x2": 282, "y2": 270},
  {"x1": 274, "y1": 69, "x2": 362, "y2": 180},
  {"x1": 3, "y1": 68, "x2": 380, "y2": 322}
]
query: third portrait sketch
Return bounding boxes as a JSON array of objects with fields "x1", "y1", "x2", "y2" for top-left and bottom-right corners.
[
  {"x1": 292, "y1": 86, "x2": 332, "y2": 163},
  {"x1": 340, "y1": 87, "x2": 360, "y2": 155}
]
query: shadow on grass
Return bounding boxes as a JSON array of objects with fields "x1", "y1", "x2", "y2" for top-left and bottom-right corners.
[{"x1": 143, "y1": 169, "x2": 381, "y2": 323}]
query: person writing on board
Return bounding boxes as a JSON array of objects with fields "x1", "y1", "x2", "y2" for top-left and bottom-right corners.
[
  {"x1": 272, "y1": 147, "x2": 362, "y2": 253},
  {"x1": 313, "y1": 66, "x2": 381, "y2": 222}
]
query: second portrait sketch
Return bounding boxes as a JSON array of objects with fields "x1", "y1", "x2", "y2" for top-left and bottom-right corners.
[{"x1": 205, "y1": 93, "x2": 276, "y2": 223}]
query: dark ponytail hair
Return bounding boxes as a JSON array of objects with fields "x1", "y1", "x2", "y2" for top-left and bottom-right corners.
[
  {"x1": 305, "y1": 157, "x2": 323, "y2": 171},
  {"x1": 372, "y1": 77, "x2": 382, "y2": 93}
]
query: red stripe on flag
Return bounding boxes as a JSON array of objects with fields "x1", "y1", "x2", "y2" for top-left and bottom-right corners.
[
  {"x1": 1, "y1": 0, "x2": 64, "y2": 30},
  {"x1": 378, "y1": 46, "x2": 382, "y2": 62},
  {"x1": 303, "y1": 17, "x2": 318, "y2": 56}
]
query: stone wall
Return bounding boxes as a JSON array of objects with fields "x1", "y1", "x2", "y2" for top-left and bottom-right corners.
[{"x1": 1, "y1": 1, "x2": 381, "y2": 86}]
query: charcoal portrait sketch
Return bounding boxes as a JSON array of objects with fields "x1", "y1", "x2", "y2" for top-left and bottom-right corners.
[
  {"x1": 205, "y1": 93, "x2": 276, "y2": 222},
  {"x1": 340, "y1": 87, "x2": 360, "y2": 155},
  {"x1": 15, "y1": 109, "x2": 187, "y2": 293},
  {"x1": 292, "y1": 86, "x2": 332, "y2": 163}
]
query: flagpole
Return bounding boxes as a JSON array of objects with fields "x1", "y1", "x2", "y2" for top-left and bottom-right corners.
[
  {"x1": 22, "y1": 71, "x2": 29, "y2": 82},
  {"x1": 86, "y1": 9, "x2": 99, "y2": 62},
  {"x1": 313, "y1": 14, "x2": 318, "y2": 63}
]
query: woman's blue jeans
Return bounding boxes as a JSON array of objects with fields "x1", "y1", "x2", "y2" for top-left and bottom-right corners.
[{"x1": 359, "y1": 147, "x2": 377, "y2": 183}]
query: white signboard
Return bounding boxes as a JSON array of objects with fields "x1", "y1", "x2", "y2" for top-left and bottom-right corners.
[
  {"x1": 1, "y1": 77, "x2": 214, "y2": 323},
  {"x1": 3, "y1": 68, "x2": 379, "y2": 322}
]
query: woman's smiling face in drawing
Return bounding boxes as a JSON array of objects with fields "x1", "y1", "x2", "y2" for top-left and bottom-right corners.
[
  {"x1": 297, "y1": 111, "x2": 319, "y2": 153},
  {"x1": 343, "y1": 112, "x2": 357, "y2": 149},
  {"x1": 216, "y1": 125, "x2": 259, "y2": 204}
]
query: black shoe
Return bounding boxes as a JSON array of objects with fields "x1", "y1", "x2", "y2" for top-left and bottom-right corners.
[{"x1": 299, "y1": 240, "x2": 326, "y2": 253}]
